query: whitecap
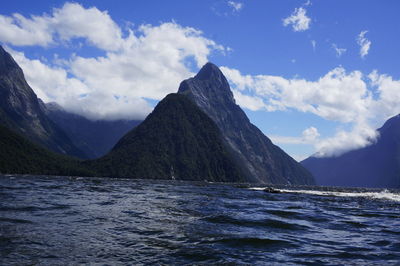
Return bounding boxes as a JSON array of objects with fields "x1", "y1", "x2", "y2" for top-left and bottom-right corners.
[{"x1": 250, "y1": 187, "x2": 400, "y2": 203}]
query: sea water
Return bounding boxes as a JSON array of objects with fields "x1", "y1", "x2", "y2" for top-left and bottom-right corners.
[{"x1": 1, "y1": 175, "x2": 399, "y2": 265}]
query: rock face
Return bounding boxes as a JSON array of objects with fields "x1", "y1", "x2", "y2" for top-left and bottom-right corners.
[
  {"x1": 92, "y1": 93, "x2": 246, "y2": 182},
  {"x1": 44, "y1": 102, "x2": 141, "y2": 159},
  {"x1": 0, "y1": 46, "x2": 85, "y2": 158},
  {"x1": 302, "y1": 114, "x2": 400, "y2": 188},
  {"x1": 178, "y1": 63, "x2": 315, "y2": 185}
]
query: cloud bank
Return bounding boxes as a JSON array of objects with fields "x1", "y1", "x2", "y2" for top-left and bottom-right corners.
[
  {"x1": 222, "y1": 66, "x2": 400, "y2": 157},
  {"x1": 0, "y1": 2, "x2": 226, "y2": 120}
]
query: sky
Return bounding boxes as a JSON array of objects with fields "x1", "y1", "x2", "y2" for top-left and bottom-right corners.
[{"x1": 1, "y1": 0, "x2": 400, "y2": 161}]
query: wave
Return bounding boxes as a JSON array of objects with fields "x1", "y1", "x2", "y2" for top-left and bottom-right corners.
[{"x1": 250, "y1": 187, "x2": 400, "y2": 202}]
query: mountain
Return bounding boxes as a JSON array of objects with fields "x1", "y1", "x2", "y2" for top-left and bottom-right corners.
[
  {"x1": 178, "y1": 62, "x2": 315, "y2": 185},
  {"x1": 0, "y1": 46, "x2": 85, "y2": 158},
  {"x1": 43, "y1": 102, "x2": 141, "y2": 159},
  {"x1": 91, "y1": 93, "x2": 246, "y2": 182},
  {"x1": 302, "y1": 114, "x2": 400, "y2": 188},
  {"x1": 0, "y1": 123, "x2": 93, "y2": 176}
]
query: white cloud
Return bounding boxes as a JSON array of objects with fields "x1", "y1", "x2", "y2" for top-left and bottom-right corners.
[
  {"x1": 222, "y1": 66, "x2": 400, "y2": 157},
  {"x1": 357, "y1": 30, "x2": 371, "y2": 59},
  {"x1": 232, "y1": 90, "x2": 267, "y2": 111},
  {"x1": 1, "y1": 3, "x2": 226, "y2": 120},
  {"x1": 314, "y1": 122, "x2": 378, "y2": 158},
  {"x1": 222, "y1": 66, "x2": 371, "y2": 124},
  {"x1": 311, "y1": 40, "x2": 316, "y2": 51},
  {"x1": 8, "y1": 47, "x2": 152, "y2": 120},
  {"x1": 0, "y1": 3, "x2": 123, "y2": 50},
  {"x1": 0, "y1": 13, "x2": 52, "y2": 46},
  {"x1": 332, "y1": 43, "x2": 346, "y2": 57},
  {"x1": 302, "y1": 126, "x2": 320, "y2": 142},
  {"x1": 227, "y1": 1, "x2": 243, "y2": 12},
  {"x1": 283, "y1": 7, "x2": 311, "y2": 32},
  {"x1": 270, "y1": 127, "x2": 320, "y2": 145}
]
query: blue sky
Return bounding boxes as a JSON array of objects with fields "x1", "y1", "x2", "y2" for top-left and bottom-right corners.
[{"x1": 1, "y1": 0, "x2": 400, "y2": 161}]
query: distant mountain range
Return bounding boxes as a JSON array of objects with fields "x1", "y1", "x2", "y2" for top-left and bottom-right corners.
[
  {"x1": 0, "y1": 45, "x2": 314, "y2": 184},
  {"x1": 302, "y1": 115, "x2": 400, "y2": 188},
  {"x1": 43, "y1": 102, "x2": 140, "y2": 159}
]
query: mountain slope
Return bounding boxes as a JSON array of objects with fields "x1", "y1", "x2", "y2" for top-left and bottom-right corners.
[
  {"x1": 91, "y1": 93, "x2": 246, "y2": 182},
  {"x1": 302, "y1": 114, "x2": 400, "y2": 188},
  {"x1": 44, "y1": 102, "x2": 141, "y2": 159},
  {"x1": 0, "y1": 124, "x2": 92, "y2": 176},
  {"x1": 178, "y1": 62, "x2": 315, "y2": 185},
  {"x1": 0, "y1": 46, "x2": 86, "y2": 158}
]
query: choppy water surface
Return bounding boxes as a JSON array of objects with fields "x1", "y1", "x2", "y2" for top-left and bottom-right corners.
[{"x1": 1, "y1": 175, "x2": 400, "y2": 265}]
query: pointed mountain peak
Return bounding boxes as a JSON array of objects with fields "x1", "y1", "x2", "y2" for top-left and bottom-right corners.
[
  {"x1": 194, "y1": 62, "x2": 224, "y2": 80},
  {"x1": 178, "y1": 62, "x2": 234, "y2": 104}
]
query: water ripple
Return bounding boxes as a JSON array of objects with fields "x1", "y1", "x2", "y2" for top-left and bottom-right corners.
[{"x1": 1, "y1": 175, "x2": 399, "y2": 265}]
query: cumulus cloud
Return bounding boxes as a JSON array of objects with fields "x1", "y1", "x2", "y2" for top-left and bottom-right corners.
[
  {"x1": 0, "y1": 2, "x2": 123, "y2": 50},
  {"x1": 270, "y1": 127, "x2": 320, "y2": 145},
  {"x1": 232, "y1": 90, "x2": 266, "y2": 111},
  {"x1": 283, "y1": 7, "x2": 311, "y2": 32},
  {"x1": 221, "y1": 66, "x2": 400, "y2": 157},
  {"x1": 357, "y1": 30, "x2": 371, "y2": 59},
  {"x1": 227, "y1": 1, "x2": 243, "y2": 12},
  {"x1": 8, "y1": 47, "x2": 152, "y2": 120},
  {"x1": 1, "y1": 3, "x2": 226, "y2": 120},
  {"x1": 332, "y1": 43, "x2": 346, "y2": 57}
]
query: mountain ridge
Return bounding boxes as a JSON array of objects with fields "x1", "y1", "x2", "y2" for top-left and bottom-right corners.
[
  {"x1": 0, "y1": 46, "x2": 86, "y2": 158},
  {"x1": 178, "y1": 62, "x2": 315, "y2": 185}
]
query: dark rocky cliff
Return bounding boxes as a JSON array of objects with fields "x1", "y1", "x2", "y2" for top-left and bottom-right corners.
[
  {"x1": 178, "y1": 62, "x2": 315, "y2": 185},
  {"x1": 0, "y1": 46, "x2": 85, "y2": 158}
]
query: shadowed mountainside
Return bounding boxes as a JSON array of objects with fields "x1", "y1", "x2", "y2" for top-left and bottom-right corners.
[
  {"x1": 0, "y1": 123, "x2": 93, "y2": 176},
  {"x1": 90, "y1": 93, "x2": 246, "y2": 182},
  {"x1": 302, "y1": 114, "x2": 400, "y2": 188},
  {"x1": 0, "y1": 46, "x2": 85, "y2": 158}
]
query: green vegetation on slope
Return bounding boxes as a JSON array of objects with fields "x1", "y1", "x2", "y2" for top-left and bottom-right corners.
[
  {"x1": 0, "y1": 124, "x2": 93, "y2": 176},
  {"x1": 90, "y1": 93, "x2": 246, "y2": 182}
]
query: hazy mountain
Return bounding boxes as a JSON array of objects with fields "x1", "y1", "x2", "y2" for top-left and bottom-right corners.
[
  {"x1": 302, "y1": 114, "x2": 400, "y2": 188},
  {"x1": 91, "y1": 93, "x2": 246, "y2": 182},
  {"x1": 178, "y1": 62, "x2": 315, "y2": 185},
  {"x1": 43, "y1": 102, "x2": 141, "y2": 159},
  {"x1": 0, "y1": 46, "x2": 85, "y2": 158}
]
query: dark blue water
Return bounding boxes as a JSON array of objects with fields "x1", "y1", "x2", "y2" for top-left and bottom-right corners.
[{"x1": 1, "y1": 175, "x2": 400, "y2": 265}]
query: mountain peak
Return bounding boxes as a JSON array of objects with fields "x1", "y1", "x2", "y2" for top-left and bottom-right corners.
[
  {"x1": 178, "y1": 62, "x2": 234, "y2": 104},
  {"x1": 195, "y1": 62, "x2": 224, "y2": 80},
  {"x1": 178, "y1": 62, "x2": 315, "y2": 185}
]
